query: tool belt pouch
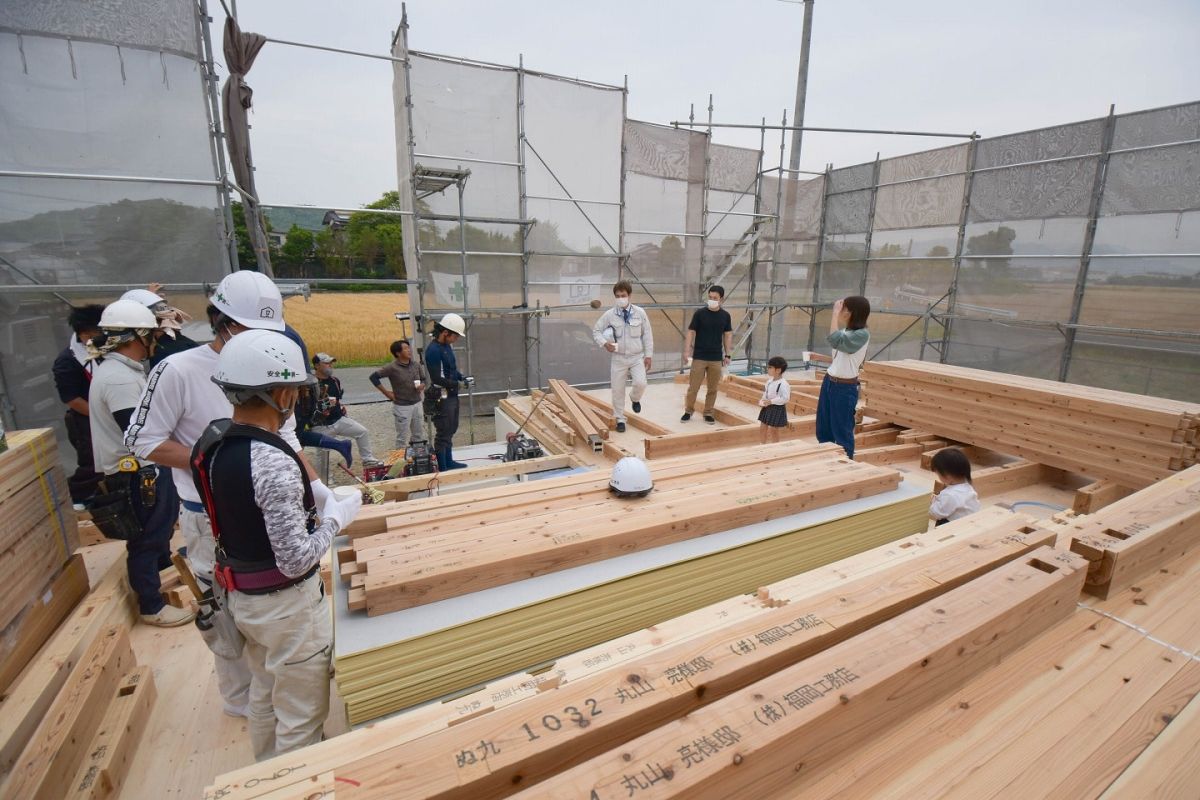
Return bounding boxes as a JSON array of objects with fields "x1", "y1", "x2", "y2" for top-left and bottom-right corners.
[
  {"x1": 89, "y1": 479, "x2": 141, "y2": 541},
  {"x1": 196, "y1": 584, "x2": 245, "y2": 660},
  {"x1": 422, "y1": 385, "x2": 442, "y2": 415}
]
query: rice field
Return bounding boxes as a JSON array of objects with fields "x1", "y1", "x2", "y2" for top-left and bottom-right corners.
[{"x1": 284, "y1": 291, "x2": 412, "y2": 365}]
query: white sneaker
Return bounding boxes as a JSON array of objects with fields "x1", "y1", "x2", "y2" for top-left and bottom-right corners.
[
  {"x1": 72, "y1": 502, "x2": 87, "y2": 512},
  {"x1": 223, "y1": 703, "x2": 249, "y2": 718},
  {"x1": 140, "y1": 605, "x2": 196, "y2": 628}
]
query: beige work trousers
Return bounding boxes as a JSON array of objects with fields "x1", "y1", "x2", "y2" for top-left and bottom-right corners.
[
  {"x1": 685, "y1": 359, "x2": 723, "y2": 414},
  {"x1": 226, "y1": 574, "x2": 332, "y2": 761}
]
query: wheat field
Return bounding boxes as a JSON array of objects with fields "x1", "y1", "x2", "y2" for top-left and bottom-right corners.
[{"x1": 284, "y1": 292, "x2": 413, "y2": 365}]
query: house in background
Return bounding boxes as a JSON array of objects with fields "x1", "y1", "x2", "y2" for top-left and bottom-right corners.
[{"x1": 263, "y1": 207, "x2": 345, "y2": 248}]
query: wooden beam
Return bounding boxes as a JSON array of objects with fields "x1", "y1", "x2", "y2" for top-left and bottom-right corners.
[
  {"x1": 1, "y1": 625, "x2": 136, "y2": 800},
  {"x1": 575, "y1": 391, "x2": 672, "y2": 437},
  {"x1": 0, "y1": 554, "x2": 89, "y2": 695},
  {"x1": 932, "y1": 459, "x2": 1054, "y2": 497},
  {"x1": 549, "y1": 379, "x2": 607, "y2": 440},
  {"x1": 65, "y1": 666, "x2": 155, "y2": 800},
  {"x1": 374, "y1": 453, "x2": 577, "y2": 501},
  {"x1": 644, "y1": 417, "x2": 817, "y2": 460},
  {"x1": 1069, "y1": 465, "x2": 1200, "y2": 598},
  {"x1": 854, "y1": 442, "x2": 925, "y2": 465},
  {"x1": 1071, "y1": 479, "x2": 1134, "y2": 515},
  {"x1": 527, "y1": 546, "x2": 1088, "y2": 799}
]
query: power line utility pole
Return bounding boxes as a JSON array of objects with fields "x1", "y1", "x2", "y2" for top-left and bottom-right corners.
[{"x1": 783, "y1": 0, "x2": 816, "y2": 173}]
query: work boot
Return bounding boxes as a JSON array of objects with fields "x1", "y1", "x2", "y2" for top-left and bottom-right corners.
[
  {"x1": 631, "y1": 401, "x2": 641, "y2": 414},
  {"x1": 680, "y1": 412, "x2": 692, "y2": 422},
  {"x1": 435, "y1": 448, "x2": 449, "y2": 471},
  {"x1": 141, "y1": 605, "x2": 196, "y2": 628},
  {"x1": 704, "y1": 414, "x2": 716, "y2": 424},
  {"x1": 616, "y1": 422, "x2": 626, "y2": 433},
  {"x1": 445, "y1": 445, "x2": 468, "y2": 470}
]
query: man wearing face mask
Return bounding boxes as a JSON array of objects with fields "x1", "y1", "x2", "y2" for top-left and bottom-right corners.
[
  {"x1": 682, "y1": 285, "x2": 733, "y2": 424},
  {"x1": 592, "y1": 281, "x2": 653, "y2": 433},
  {"x1": 192, "y1": 329, "x2": 360, "y2": 759},
  {"x1": 87, "y1": 300, "x2": 195, "y2": 627},
  {"x1": 125, "y1": 270, "x2": 329, "y2": 718}
]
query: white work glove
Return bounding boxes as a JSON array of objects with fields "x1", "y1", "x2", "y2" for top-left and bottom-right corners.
[
  {"x1": 311, "y1": 479, "x2": 333, "y2": 508},
  {"x1": 321, "y1": 491, "x2": 363, "y2": 533}
]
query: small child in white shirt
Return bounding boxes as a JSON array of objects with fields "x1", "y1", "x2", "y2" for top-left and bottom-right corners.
[
  {"x1": 929, "y1": 447, "x2": 981, "y2": 526},
  {"x1": 758, "y1": 356, "x2": 791, "y2": 444}
]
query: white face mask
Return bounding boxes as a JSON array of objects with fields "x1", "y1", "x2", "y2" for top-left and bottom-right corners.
[
  {"x1": 707, "y1": 299, "x2": 720, "y2": 311},
  {"x1": 615, "y1": 297, "x2": 630, "y2": 309}
]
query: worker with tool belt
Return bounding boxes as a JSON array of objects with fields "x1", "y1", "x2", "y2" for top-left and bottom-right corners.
[
  {"x1": 87, "y1": 300, "x2": 195, "y2": 628},
  {"x1": 424, "y1": 312, "x2": 472, "y2": 470},
  {"x1": 126, "y1": 270, "x2": 333, "y2": 718},
  {"x1": 191, "y1": 329, "x2": 361, "y2": 760}
]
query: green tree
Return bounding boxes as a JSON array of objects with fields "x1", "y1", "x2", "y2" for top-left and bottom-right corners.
[{"x1": 278, "y1": 225, "x2": 315, "y2": 278}]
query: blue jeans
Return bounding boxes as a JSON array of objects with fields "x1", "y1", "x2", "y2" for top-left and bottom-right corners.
[
  {"x1": 126, "y1": 468, "x2": 179, "y2": 614},
  {"x1": 816, "y1": 375, "x2": 859, "y2": 459}
]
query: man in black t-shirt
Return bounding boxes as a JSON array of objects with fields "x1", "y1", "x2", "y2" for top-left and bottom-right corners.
[
  {"x1": 682, "y1": 286, "x2": 733, "y2": 424},
  {"x1": 51, "y1": 304, "x2": 105, "y2": 505}
]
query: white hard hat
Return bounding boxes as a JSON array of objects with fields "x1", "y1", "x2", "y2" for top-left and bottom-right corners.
[
  {"x1": 99, "y1": 299, "x2": 159, "y2": 331},
  {"x1": 210, "y1": 271, "x2": 284, "y2": 332},
  {"x1": 120, "y1": 288, "x2": 166, "y2": 308},
  {"x1": 609, "y1": 456, "x2": 653, "y2": 498},
  {"x1": 439, "y1": 312, "x2": 467, "y2": 337},
  {"x1": 213, "y1": 329, "x2": 315, "y2": 392}
]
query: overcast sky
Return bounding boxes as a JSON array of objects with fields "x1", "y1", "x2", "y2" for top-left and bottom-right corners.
[{"x1": 218, "y1": 0, "x2": 1200, "y2": 210}]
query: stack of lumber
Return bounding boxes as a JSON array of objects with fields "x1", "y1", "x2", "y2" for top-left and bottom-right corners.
[
  {"x1": 549, "y1": 378, "x2": 608, "y2": 442},
  {"x1": 863, "y1": 360, "x2": 1200, "y2": 488},
  {"x1": 0, "y1": 428, "x2": 83, "y2": 692},
  {"x1": 332, "y1": 442, "x2": 929, "y2": 722},
  {"x1": 208, "y1": 507, "x2": 1075, "y2": 799},
  {"x1": 0, "y1": 553, "x2": 145, "y2": 798},
  {"x1": 343, "y1": 442, "x2": 902, "y2": 617}
]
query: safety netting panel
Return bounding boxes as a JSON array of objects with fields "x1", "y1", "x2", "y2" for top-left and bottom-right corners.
[
  {"x1": 0, "y1": 0, "x2": 199, "y2": 57},
  {"x1": 406, "y1": 55, "x2": 519, "y2": 221},
  {"x1": 0, "y1": 35, "x2": 228, "y2": 285},
  {"x1": 873, "y1": 143, "x2": 967, "y2": 232},
  {"x1": 944, "y1": 319, "x2": 1066, "y2": 381},
  {"x1": 527, "y1": 307, "x2": 624, "y2": 389},
  {"x1": 622, "y1": 121, "x2": 705, "y2": 305}
]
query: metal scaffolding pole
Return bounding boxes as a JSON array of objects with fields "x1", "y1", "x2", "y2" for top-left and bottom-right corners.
[
  {"x1": 938, "y1": 136, "x2": 980, "y2": 363},
  {"x1": 766, "y1": 114, "x2": 788, "y2": 367},
  {"x1": 859, "y1": 153, "x2": 882, "y2": 296},
  {"x1": 1060, "y1": 105, "x2": 1117, "y2": 382},
  {"x1": 808, "y1": 164, "x2": 833, "y2": 350},
  {"x1": 746, "y1": 118, "x2": 770, "y2": 368},
  {"x1": 197, "y1": 0, "x2": 240, "y2": 271},
  {"x1": 672, "y1": 122, "x2": 980, "y2": 139},
  {"x1": 517, "y1": 55, "x2": 533, "y2": 392}
]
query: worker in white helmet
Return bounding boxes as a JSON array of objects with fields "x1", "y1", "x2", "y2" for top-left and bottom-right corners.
[
  {"x1": 125, "y1": 270, "x2": 330, "y2": 718},
  {"x1": 192, "y1": 329, "x2": 361, "y2": 760},
  {"x1": 424, "y1": 312, "x2": 471, "y2": 470},
  {"x1": 119, "y1": 286, "x2": 198, "y2": 366},
  {"x1": 88, "y1": 300, "x2": 196, "y2": 627}
]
